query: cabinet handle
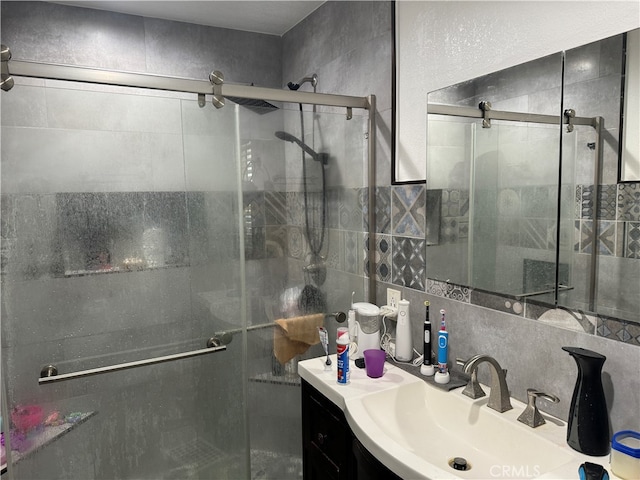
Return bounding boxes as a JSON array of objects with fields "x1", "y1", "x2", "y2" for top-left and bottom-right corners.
[{"x1": 317, "y1": 432, "x2": 328, "y2": 445}]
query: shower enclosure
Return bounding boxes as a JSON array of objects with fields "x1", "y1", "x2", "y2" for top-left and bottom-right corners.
[
  {"x1": 0, "y1": 54, "x2": 375, "y2": 479},
  {"x1": 424, "y1": 36, "x2": 628, "y2": 319}
]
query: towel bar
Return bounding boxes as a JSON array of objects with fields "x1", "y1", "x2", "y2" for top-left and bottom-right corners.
[{"x1": 39, "y1": 343, "x2": 226, "y2": 384}]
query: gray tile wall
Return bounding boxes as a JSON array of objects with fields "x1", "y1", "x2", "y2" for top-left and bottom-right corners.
[
  {"x1": 2, "y1": 1, "x2": 639, "y2": 473},
  {"x1": 1, "y1": 1, "x2": 282, "y2": 86},
  {"x1": 1, "y1": 2, "x2": 283, "y2": 478},
  {"x1": 285, "y1": 0, "x2": 640, "y2": 434}
]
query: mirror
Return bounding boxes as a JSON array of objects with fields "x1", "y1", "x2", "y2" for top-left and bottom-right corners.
[
  {"x1": 426, "y1": 29, "x2": 639, "y2": 324},
  {"x1": 620, "y1": 28, "x2": 640, "y2": 182}
]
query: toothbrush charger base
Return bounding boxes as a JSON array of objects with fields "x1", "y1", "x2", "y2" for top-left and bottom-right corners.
[{"x1": 420, "y1": 364, "x2": 436, "y2": 376}]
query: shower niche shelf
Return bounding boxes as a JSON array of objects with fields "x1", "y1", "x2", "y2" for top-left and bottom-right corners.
[
  {"x1": 60, "y1": 262, "x2": 190, "y2": 278},
  {"x1": 2, "y1": 411, "x2": 96, "y2": 475},
  {"x1": 249, "y1": 372, "x2": 300, "y2": 387}
]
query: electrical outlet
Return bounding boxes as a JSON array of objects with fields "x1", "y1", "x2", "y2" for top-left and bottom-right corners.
[{"x1": 387, "y1": 288, "x2": 401, "y2": 309}]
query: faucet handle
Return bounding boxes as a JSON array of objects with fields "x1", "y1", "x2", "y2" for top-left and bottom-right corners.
[
  {"x1": 517, "y1": 388, "x2": 559, "y2": 428},
  {"x1": 456, "y1": 357, "x2": 486, "y2": 399}
]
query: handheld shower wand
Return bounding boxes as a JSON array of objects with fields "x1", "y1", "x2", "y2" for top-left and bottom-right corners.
[{"x1": 274, "y1": 131, "x2": 328, "y2": 164}]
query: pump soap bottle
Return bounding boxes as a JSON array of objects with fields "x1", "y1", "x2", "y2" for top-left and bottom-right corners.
[{"x1": 562, "y1": 346, "x2": 610, "y2": 456}]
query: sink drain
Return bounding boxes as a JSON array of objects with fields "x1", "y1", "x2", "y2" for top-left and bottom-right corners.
[{"x1": 448, "y1": 457, "x2": 471, "y2": 471}]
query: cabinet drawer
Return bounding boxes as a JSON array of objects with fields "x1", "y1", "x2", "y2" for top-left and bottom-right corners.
[{"x1": 302, "y1": 380, "x2": 350, "y2": 471}]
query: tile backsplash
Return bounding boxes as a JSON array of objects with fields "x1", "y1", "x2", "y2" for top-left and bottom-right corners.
[{"x1": 365, "y1": 181, "x2": 640, "y2": 346}]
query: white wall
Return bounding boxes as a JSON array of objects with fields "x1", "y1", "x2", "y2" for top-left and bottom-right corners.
[{"x1": 396, "y1": 0, "x2": 640, "y2": 181}]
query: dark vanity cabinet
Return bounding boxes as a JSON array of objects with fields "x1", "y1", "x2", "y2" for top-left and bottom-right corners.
[{"x1": 301, "y1": 379, "x2": 402, "y2": 480}]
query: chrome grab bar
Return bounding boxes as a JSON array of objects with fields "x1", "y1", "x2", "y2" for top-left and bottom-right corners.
[
  {"x1": 39, "y1": 343, "x2": 226, "y2": 385},
  {"x1": 39, "y1": 312, "x2": 345, "y2": 384}
]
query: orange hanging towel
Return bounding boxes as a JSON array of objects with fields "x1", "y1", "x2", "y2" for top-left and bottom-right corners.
[{"x1": 273, "y1": 313, "x2": 324, "y2": 365}]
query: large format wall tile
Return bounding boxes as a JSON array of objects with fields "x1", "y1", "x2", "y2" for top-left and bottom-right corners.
[
  {"x1": 2, "y1": 127, "x2": 185, "y2": 193},
  {"x1": 45, "y1": 88, "x2": 183, "y2": 134},
  {"x1": 143, "y1": 17, "x2": 281, "y2": 86},
  {"x1": 1, "y1": 1, "x2": 147, "y2": 71}
]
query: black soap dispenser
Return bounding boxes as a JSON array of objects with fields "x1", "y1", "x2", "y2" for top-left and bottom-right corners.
[{"x1": 562, "y1": 346, "x2": 610, "y2": 456}]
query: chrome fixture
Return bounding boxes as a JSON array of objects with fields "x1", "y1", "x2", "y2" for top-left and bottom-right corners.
[
  {"x1": 327, "y1": 311, "x2": 347, "y2": 323},
  {"x1": 287, "y1": 73, "x2": 318, "y2": 91},
  {"x1": 564, "y1": 108, "x2": 576, "y2": 132},
  {"x1": 428, "y1": 102, "x2": 595, "y2": 131},
  {"x1": 517, "y1": 388, "x2": 559, "y2": 428},
  {"x1": 303, "y1": 255, "x2": 328, "y2": 286},
  {"x1": 462, "y1": 355, "x2": 513, "y2": 413},
  {"x1": 1, "y1": 44, "x2": 14, "y2": 91},
  {"x1": 283, "y1": 72, "x2": 330, "y2": 285},
  {"x1": 209, "y1": 69, "x2": 225, "y2": 108},
  {"x1": 274, "y1": 131, "x2": 328, "y2": 164},
  {"x1": 39, "y1": 340, "x2": 227, "y2": 384},
  {"x1": 456, "y1": 357, "x2": 486, "y2": 399},
  {"x1": 210, "y1": 312, "x2": 346, "y2": 345},
  {"x1": 479, "y1": 100, "x2": 492, "y2": 128}
]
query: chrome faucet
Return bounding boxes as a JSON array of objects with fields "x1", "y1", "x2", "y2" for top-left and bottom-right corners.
[
  {"x1": 462, "y1": 355, "x2": 513, "y2": 413},
  {"x1": 517, "y1": 388, "x2": 559, "y2": 428}
]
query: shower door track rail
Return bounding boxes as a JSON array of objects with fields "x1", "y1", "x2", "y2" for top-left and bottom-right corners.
[
  {"x1": 427, "y1": 103, "x2": 597, "y2": 128},
  {"x1": 38, "y1": 344, "x2": 227, "y2": 385},
  {"x1": 7, "y1": 59, "x2": 370, "y2": 110},
  {"x1": 428, "y1": 102, "x2": 604, "y2": 312}
]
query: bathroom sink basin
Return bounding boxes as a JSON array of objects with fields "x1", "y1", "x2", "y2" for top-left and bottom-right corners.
[{"x1": 345, "y1": 380, "x2": 576, "y2": 479}]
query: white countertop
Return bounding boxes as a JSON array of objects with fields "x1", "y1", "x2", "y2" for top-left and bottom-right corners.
[
  {"x1": 299, "y1": 355, "x2": 618, "y2": 480},
  {"x1": 298, "y1": 354, "x2": 423, "y2": 410}
]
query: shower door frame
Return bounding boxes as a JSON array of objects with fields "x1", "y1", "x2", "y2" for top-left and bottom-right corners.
[
  {"x1": 5, "y1": 57, "x2": 378, "y2": 306},
  {"x1": 427, "y1": 101, "x2": 603, "y2": 310}
]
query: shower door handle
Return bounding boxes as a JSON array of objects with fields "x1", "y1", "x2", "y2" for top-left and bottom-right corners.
[{"x1": 38, "y1": 343, "x2": 227, "y2": 385}]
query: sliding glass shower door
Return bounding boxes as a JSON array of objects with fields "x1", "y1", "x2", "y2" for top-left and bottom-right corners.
[
  {"x1": 471, "y1": 121, "x2": 564, "y2": 297},
  {"x1": 1, "y1": 80, "x2": 249, "y2": 479},
  {"x1": 426, "y1": 116, "x2": 568, "y2": 299}
]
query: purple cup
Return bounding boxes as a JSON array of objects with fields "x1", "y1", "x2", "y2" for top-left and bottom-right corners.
[{"x1": 363, "y1": 349, "x2": 386, "y2": 378}]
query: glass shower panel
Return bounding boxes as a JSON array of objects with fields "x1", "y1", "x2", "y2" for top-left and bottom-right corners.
[
  {"x1": 1, "y1": 80, "x2": 247, "y2": 479},
  {"x1": 425, "y1": 115, "x2": 475, "y2": 287},
  {"x1": 557, "y1": 125, "x2": 586, "y2": 311},
  {"x1": 230, "y1": 103, "x2": 367, "y2": 479},
  {"x1": 471, "y1": 121, "x2": 562, "y2": 297}
]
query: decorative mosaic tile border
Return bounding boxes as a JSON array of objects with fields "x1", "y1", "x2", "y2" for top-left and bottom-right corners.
[
  {"x1": 374, "y1": 186, "x2": 391, "y2": 234},
  {"x1": 392, "y1": 185, "x2": 426, "y2": 237},
  {"x1": 391, "y1": 236, "x2": 426, "y2": 290},
  {"x1": 624, "y1": 221, "x2": 640, "y2": 259},
  {"x1": 423, "y1": 277, "x2": 640, "y2": 346},
  {"x1": 426, "y1": 279, "x2": 470, "y2": 302},
  {"x1": 597, "y1": 315, "x2": 640, "y2": 346},
  {"x1": 617, "y1": 183, "x2": 640, "y2": 222},
  {"x1": 342, "y1": 230, "x2": 364, "y2": 275},
  {"x1": 365, "y1": 233, "x2": 392, "y2": 282},
  {"x1": 264, "y1": 192, "x2": 287, "y2": 226},
  {"x1": 339, "y1": 188, "x2": 366, "y2": 231}
]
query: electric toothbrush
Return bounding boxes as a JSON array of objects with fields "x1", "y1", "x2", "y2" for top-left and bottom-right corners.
[
  {"x1": 420, "y1": 301, "x2": 435, "y2": 376},
  {"x1": 434, "y1": 308, "x2": 450, "y2": 384}
]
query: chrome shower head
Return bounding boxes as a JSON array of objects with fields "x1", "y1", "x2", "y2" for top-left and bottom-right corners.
[{"x1": 287, "y1": 73, "x2": 318, "y2": 91}]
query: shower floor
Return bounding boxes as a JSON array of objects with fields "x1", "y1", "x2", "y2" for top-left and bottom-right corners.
[
  {"x1": 160, "y1": 438, "x2": 301, "y2": 479},
  {"x1": 250, "y1": 449, "x2": 302, "y2": 480}
]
